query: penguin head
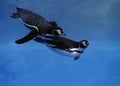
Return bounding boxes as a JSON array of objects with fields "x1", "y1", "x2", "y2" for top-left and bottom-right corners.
[
  {"x1": 52, "y1": 27, "x2": 66, "y2": 36},
  {"x1": 79, "y1": 40, "x2": 89, "y2": 48}
]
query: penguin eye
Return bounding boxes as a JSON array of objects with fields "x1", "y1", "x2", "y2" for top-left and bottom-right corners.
[
  {"x1": 79, "y1": 40, "x2": 89, "y2": 48},
  {"x1": 53, "y1": 30, "x2": 60, "y2": 36},
  {"x1": 79, "y1": 43, "x2": 86, "y2": 48},
  {"x1": 84, "y1": 41, "x2": 89, "y2": 47}
]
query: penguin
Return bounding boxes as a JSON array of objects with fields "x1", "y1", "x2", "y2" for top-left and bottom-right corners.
[
  {"x1": 11, "y1": 7, "x2": 65, "y2": 44},
  {"x1": 34, "y1": 37, "x2": 89, "y2": 60}
]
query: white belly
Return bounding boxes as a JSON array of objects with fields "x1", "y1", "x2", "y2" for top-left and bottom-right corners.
[{"x1": 47, "y1": 46, "x2": 81, "y2": 57}]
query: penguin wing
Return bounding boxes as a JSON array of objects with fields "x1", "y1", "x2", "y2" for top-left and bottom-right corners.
[
  {"x1": 33, "y1": 37, "x2": 45, "y2": 43},
  {"x1": 47, "y1": 40, "x2": 68, "y2": 50},
  {"x1": 34, "y1": 37, "x2": 56, "y2": 47},
  {"x1": 16, "y1": 30, "x2": 39, "y2": 44},
  {"x1": 40, "y1": 37, "x2": 72, "y2": 50},
  {"x1": 34, "y1": 37, "x2": 60, "y2": 48}
]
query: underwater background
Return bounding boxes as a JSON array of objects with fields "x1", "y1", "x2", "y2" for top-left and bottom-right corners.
[{"x1": 0, "y1": 0, "x2": 120, "y2": 86}]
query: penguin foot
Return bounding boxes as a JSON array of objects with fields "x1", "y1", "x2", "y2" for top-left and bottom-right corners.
[
  {"x1": 11, "y1": 13, "x2": 20, "y2": 18},
  {"x1": 74, "y1": 56, "x2": 80, "y2": 60}
]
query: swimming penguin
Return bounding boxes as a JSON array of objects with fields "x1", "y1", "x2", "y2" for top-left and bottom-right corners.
[
  {"x1": 34, "y1": 37, "x2": 89, "y2": 60},
  {"x1": 11, "y1": 7, "x2": 65, "y2": 44}
]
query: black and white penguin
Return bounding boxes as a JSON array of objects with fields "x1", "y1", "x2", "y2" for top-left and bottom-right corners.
[
  {"x1": 34, "y1": 37, "x2": 89, "y2": 60},
  {"x1": 11, "y1": 7, "x2": 65, "y2": 44}
]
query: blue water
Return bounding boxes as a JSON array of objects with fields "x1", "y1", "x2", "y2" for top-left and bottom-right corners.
[{"x1": 0, "y1": 0, "x2": 120, "y2": 86}]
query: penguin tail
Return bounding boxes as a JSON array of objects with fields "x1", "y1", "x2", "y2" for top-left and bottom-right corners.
[{"x1": 11, "y1": 13, "x2": 20, "y2": 18}]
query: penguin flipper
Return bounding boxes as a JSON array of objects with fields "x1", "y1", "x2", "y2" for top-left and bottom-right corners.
[
  {"x1": 74, "y1": 56, "x2": 80, "y2": 60},
  {"x1": 34, "y1": 37, "x2": 45, "y2": 43},
  {"x1": 15, "y1": 31, "x2": 39, "y2": 44}
]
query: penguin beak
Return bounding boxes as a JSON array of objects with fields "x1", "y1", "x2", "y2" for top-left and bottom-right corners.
[
  {"x1": 79, "y1": 40, "x2": 89, "y2": 48},
  {"x1": 57, "y1": 30, "x2": 66, "y2": 36}
]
